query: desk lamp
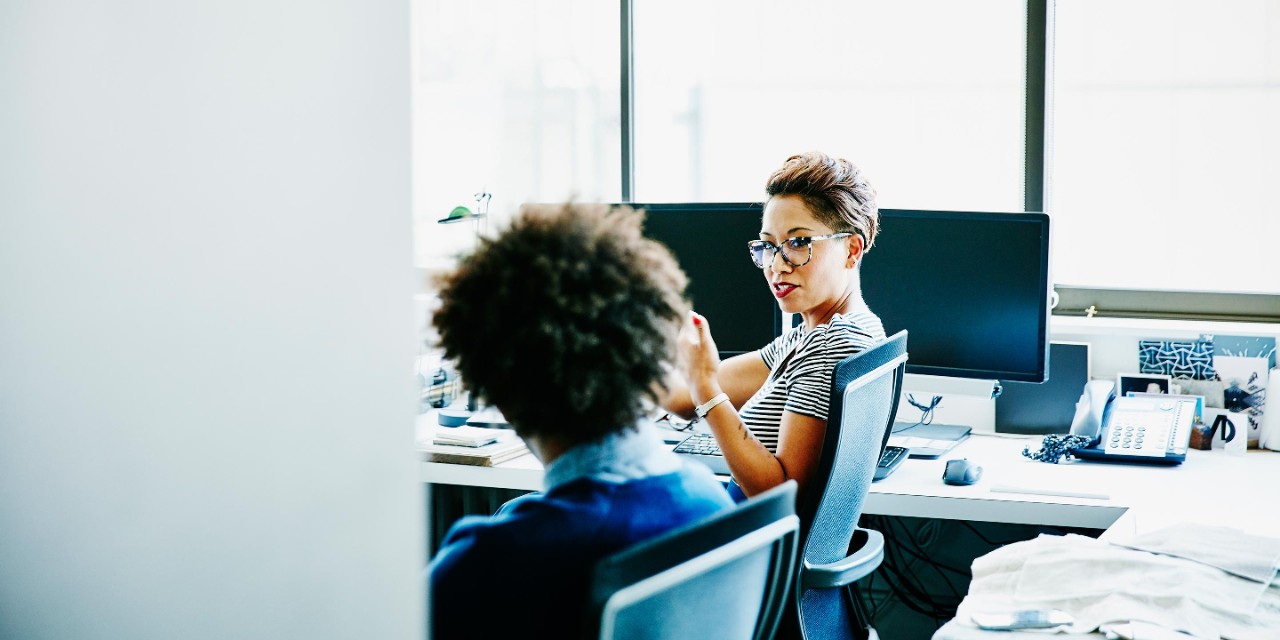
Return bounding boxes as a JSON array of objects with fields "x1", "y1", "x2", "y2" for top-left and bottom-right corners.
[
  {"x1": 434, "y1": 190, "x2": 493, "y2": 426},
  {"x1": 437, "y1": 189, "x2": 491, "y2": 234}
]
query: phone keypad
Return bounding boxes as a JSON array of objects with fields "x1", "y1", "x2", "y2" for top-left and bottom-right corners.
[
  {"x1": 1106, "y1": 411, "x2": 1170, "y2": 456},
  {"x1": 1103, "y1": 399, "x2": 1193, "y2": 458}
]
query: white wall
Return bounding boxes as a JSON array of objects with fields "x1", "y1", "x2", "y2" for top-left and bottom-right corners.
[
  {"x1": 0, "y1": 2, "x2": 421, "y2": 639},
  {"x1": 1051, "y1": 316, "x2": 1280, "y2": 382}
]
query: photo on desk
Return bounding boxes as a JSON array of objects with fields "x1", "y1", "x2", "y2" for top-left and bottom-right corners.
[{"x1": 1117, "y1": 372, "x2": 1172, "y2": 397}]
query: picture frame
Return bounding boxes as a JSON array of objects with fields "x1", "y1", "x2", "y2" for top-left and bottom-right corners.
[{"x1": 1116, "y1": 372, "x2": 1172, "y2": 397}]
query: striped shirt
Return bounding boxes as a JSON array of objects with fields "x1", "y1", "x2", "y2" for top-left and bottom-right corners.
[{"x1": 739, "y1": 309, "x2": 885, "y2": 452}]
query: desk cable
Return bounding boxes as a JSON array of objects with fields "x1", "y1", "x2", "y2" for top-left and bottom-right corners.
[
  {"x1": 1022, "y1": 434, "x2": 1093, "y2": 464},
  {"x1": 896, "y1": 394, "x2": 943, "y2": 430},
  {"x1": 855, "y1": 515, "x2": 963, "y2": 624}
]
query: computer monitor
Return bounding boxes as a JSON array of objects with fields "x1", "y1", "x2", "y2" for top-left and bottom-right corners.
[
  {"x1": 861, "y1": 209, "x2": 1051, "y2": 383},
  {"x1": 623, "y1": 202, "x2": 782, "y2": 359}
]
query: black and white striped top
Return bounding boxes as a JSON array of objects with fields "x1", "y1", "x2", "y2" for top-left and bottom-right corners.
[{"x1": 739, "y1": 309, "x2": 885, "y2": 453}]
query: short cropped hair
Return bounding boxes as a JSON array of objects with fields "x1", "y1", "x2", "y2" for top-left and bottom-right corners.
[
  {"x1": 432, "y1": 203, "x2": 689, "y2": 444},
  {"x1": 764, "y1": 151, "x2": 879, "y2": 253}
]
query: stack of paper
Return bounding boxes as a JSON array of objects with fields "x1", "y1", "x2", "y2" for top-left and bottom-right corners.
[
  {"x1": 433, "y1": 426, "x2": 502, "y2": 448},
  {"x1": 418, "y1": 430, "x2": 528, "y2": 467}
]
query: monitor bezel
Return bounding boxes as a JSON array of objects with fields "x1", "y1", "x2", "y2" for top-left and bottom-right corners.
[{"x1": 871, "y1": 208, "x2": 1051, "y2": 383}]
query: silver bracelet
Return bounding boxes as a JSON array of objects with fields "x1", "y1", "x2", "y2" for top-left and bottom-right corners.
[{"x1": 694, "y1": 392, "x2": 730, "y2": 420}]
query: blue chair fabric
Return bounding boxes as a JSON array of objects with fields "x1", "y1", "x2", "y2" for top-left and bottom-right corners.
[
  {"x1": 793, "y1": 331, "x2": 908, "y2": 640},
  {"x1": 587, "y1": 481, "x2": 801, "y2": 640}
]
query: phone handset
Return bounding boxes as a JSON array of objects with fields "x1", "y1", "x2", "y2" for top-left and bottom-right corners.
[{"x1": 1069, "y1": 380, "x2": 1117, "y2": 445}]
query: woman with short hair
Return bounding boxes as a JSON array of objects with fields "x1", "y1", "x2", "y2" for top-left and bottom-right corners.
[{"x1": 664, "y1": 151, "x2": 886, "y2": 500}]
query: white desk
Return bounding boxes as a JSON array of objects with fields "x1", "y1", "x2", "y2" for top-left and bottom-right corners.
[
  {"x1": 422, "y1": 420, "x2": 1280, "y2": 639},
  {"x1": 420, "y1": 419, "x2": 1280, "y2": 539},
  {"x1": 867, "y1": 434, "x2": 1280, "y2": 540},
  {"x1": 921, "y1": 437, "x2": 1280, "y2": 640}
]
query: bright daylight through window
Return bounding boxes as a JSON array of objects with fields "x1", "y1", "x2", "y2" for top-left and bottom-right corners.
[
  {"x1": 1052, "y1": 0, "x2": 1280, "y2": 294},
  {"x1": 633, "y1": 0, "x2": 1026, "y2": 211},
  {"x1": 414, "y1": 1, "x2": 1280, "y2": 302},
  {"x1": 412, "y1": 0, "x2": 619, "y2": 271}
]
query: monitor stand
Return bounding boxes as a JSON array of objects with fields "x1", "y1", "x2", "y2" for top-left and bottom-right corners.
[{"x1": 895, "y1": 375, "x2": 1000, "y2": 446}]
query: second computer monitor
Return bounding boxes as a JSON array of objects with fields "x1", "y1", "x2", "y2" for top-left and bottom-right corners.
[
  {"x1": 626, "y1": 202, "x2": 781, "y2": 359},
  {"x1": 628, "y1": 204, "x2": 1049, "y2": 380},
  {"x1": 861, "y1": 209, "x2": 1051, "y2": 383}
]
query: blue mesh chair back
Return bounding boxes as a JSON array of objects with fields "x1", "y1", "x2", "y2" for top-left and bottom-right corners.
[
  {"x1": 793, "y1": 331, "x2": 907, "y2": 640},
  {"x1": 588, "y1": 481, "x2": 800, "y2": 640}
]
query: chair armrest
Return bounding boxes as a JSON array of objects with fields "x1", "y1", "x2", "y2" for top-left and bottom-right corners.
[{"x1": 800, "y1": 528, "x2": 884, "y2": 589}]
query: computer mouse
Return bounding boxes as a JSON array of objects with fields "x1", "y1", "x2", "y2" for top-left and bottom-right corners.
[{"x1": 943, "y1": 458, "x2": 983, "y2": 486}]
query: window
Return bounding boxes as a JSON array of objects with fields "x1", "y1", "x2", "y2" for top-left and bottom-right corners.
[
  {"x1": 632, "y1": 0, "x2": 1027, "y2": 211},
  {"x1": 411, "y1": 0, "x2": 620, "y2": 269},
  {"x1": 1052, "y1": 0, "x2": 1280, "y2": 295},
  {"x1": 411, "y1": 1, "x2": 1280, "y2": 315}
]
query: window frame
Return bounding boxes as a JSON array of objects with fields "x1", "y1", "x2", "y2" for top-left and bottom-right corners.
[
  {"x1": 1038, "y1": 0, "x2": 1279, "y2": 322},
  {"x1": 615, "y1": 0, "x2": 1279, "y2": 323}
]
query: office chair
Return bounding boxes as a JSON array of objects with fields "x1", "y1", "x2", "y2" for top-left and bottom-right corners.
[
  {"x1": 794, "y1": 331, "x2": 908, "y2": 640},
  {"x1": 587, "y1": 481, "x2": 800, "y2": 640}
]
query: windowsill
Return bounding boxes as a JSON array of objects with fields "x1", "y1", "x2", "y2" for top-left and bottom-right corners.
[{"x1": 1051, "y1": 314, "x2": 1280, "y2": 339}]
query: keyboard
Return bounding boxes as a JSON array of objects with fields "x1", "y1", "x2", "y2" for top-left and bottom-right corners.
[
  {"x1": 675, "y1": 434, "x2": 908, "y2": 479},
  {"x1": 874, "y1": 445, "x2": 908, "y2": 482},
  {"x1": 673, "y1": 433, "x2": 730, "y2": 475}
]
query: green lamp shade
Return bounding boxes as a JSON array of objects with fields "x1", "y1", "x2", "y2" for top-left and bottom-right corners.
[{"x1": 438, "y1": 206, "x2": 484, "y2": 224}]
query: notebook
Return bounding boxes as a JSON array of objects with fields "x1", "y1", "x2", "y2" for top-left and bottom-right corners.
[{"x1": 433, "y1": 425, "x2": 502, "y2": 447}]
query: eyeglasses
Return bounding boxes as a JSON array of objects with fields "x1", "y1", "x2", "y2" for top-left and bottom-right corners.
[
  {"x1": 746, "y1": 233, "x2": 853, "y2": 269},
  {"x1": 654, "y1": 412, "x2": 695, "y2": 432}
]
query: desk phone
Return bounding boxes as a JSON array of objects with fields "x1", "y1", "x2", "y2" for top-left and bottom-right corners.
[{"x1": 1069, "y1": 380, "x2": 1194, "y2": 465}]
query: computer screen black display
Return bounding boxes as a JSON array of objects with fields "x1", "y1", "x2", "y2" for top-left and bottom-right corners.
[
  {"x1": 625, "y1": 202, "x2": 782, "y2": 358},
  {"x1": 860, "y1": 209, "x2": 1050, "y2": 383}
]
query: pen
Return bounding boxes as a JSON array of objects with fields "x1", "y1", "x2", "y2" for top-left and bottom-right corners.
[{"x1": 991, "y1": 485, "x2": 1110, "y2": 501}]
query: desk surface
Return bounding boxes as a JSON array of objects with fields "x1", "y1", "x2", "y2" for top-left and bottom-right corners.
[
  {"x1": 419, "y1": 417, "x2": 1280, "y2": 540},
  {"x1": 421, "y1": 417, "x2": 1280, "y2": 640}
]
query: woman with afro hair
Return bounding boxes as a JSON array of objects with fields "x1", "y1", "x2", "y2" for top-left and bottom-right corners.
[{"x1": 428, "y1": 202, "x2": 732, "y2": 639}]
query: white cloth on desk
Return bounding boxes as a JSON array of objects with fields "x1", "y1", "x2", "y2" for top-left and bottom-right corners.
[
  {"x1": 1114, "y1": 523, "x2": 1280, "y2": 584},
  {"x1": 935, "y1": 619, "x2": 1212, "y2": 640},
  {"x1": 952, "y1": 530, "x2": 1280, "y2": 640}
]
